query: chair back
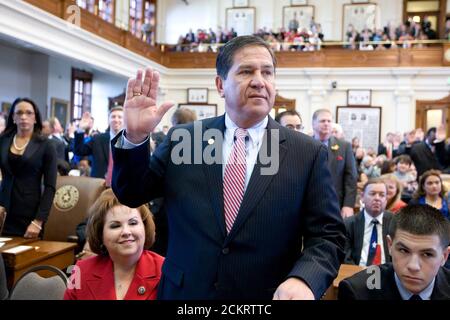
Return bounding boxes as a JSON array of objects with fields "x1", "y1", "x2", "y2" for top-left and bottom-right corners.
[
  {"x1": 44, "y1": 176, "x2": 106, "y2": 242},
  {"x1": 9, "y1": 265, "x2": 68, "y2": 300},
  {"x1": 0, "y1": 255, "x2": 8, "y2": 300}
]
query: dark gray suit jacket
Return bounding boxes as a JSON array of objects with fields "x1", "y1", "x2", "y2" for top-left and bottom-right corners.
[
  {"x1": 343, "y1": 210, "x2": 393, "y2": 265},
  {"x1": 327, "y1": 136, "x2": 358, "y2": 209},
  {"x1": 112, "y1": 115, "x2": 346, "y2": 300}
]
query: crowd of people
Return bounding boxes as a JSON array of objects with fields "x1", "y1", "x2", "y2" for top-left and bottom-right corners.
[
  {"x1": 345, "y1": 18, "x2": 438, "y2": 50},
  {"x1": 170, "y1": 17, "x2": 443, "y2": 53},
  {"x1": 0, "y1": 35, "x2": 449, "y2": 301},
  {"x1": 171, "y1": 23, "x2": 324, "y2": 52}
]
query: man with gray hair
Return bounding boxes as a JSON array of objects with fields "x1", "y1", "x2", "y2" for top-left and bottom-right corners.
[
  {"x1": 112, "y1": 35, "x2": 345, "y2": 300},
  {"x1": 312, "y1": 108, "x2": 358, "y2": 218}
]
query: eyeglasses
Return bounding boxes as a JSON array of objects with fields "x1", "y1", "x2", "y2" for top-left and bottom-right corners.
[
  {"x1": 14, "y1": 110, "x2": 35, "y2": 117},
  {"x1": 286, "y1": 124, "x2": 304, "y2": 131}
]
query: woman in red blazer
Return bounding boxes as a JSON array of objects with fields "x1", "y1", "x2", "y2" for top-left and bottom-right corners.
[{"x1": 64, "y1": 189, "x2": 164, "y2": 300}]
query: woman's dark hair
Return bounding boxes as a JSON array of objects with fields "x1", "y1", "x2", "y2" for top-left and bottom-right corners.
[{"x1": 1, "y1": 97, "x2": 43, "y2": 138}]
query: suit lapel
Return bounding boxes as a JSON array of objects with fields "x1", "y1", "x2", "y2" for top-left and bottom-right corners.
[
  {"x1": 226, "y1": 118, "x2": 287, "y2": 241},
  {"x1": 354, "y1": 211, "x2": 365, "y2": 264},
  {"x1": 202, "y1": 116, "x2": 227, "y2": 237},
  {"x1": 327, "y1": 136, "x2": 336, "y2": 170},
  {"x1": 0, "y1": 134, "x2": 13, "y2": 174},
  {"x1": 431, "y1": 268, "x2": 450, "y2": 300},
  {"x1": 101, "y1": 132, "x2": 110, "y2": 162},
  {"x1": 19, "y1": 137, "x2": 40, "y2": 169},
  {"x1": 125, "y1": 252, "x2": 159, "y2": 300},
  {"x1": 382, "y1": 213, "x2": 391, "y2": 262},
  {"x1": 86, "y1": 257, "x2": 116, "y2": 300},
  {"x1": 382, "y1": 264, "x2": 403, "y2": 300}
]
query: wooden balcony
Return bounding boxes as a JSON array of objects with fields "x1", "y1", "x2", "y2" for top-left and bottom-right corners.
[{"x1": 23, "y1": 0, "x2": 450, "y2": 69}]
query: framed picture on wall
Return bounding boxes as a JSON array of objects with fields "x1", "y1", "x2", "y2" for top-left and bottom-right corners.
[
  {"x1": 347, "y1": 89, "x2": 372, "y2": 106},
  {"x1": 226, "y1": 7, "x2": 255, "y2": 36},
  {"x1": 187, "y1": 88, "x2": 208, "y2": 104},
  {"x1": 342, "y1": 3, "x2": 377, "y2": 38},
  {"x1": 1, "y1": 102, "x2": 11, "y2": 115},
  {"x1": 336, "y1": 106, "x2": 381, "y2": 152},
  {"x1": 50, "y1": 98, "x2": 70, "y2": 130},
  {"x1": 283, "y1": 5, "x2": 315, "y2": 32},
  {"x1": 291, "y1": 0, "x2": 308, "y2": 5},
  {"x1": 233, "y1": 0, "x2": 249, "y2": 7},
  {"x1": 178, "y1": 104, "x2": 217, "y2": 121}
]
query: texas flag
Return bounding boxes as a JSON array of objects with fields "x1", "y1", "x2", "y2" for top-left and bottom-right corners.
[{"x1": 372, "y1": 242, "x2": 382, "y2": 265}]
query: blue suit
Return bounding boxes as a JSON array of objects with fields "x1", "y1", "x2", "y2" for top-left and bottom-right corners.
[{"x1": 112, "y1": 116, "x2": 345, "y2": 299}]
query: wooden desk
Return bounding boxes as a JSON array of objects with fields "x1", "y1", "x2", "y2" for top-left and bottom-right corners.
[
  {"x1": 0, "y1": 237, "x2": 35, "y2": 251},
  {"x1": 1, "y1": 238, "x2": 76, "y2": 288},
  {"x1": 322, "y1": 264, "x2": 364, "y2": 300}
]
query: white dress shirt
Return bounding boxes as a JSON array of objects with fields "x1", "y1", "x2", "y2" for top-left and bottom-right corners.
[
  {"x1": 395, "y1": 272, "x2": 435, "y2": 300},
  {"x1": 223, "y1": 113, "x2": 267, "y2": 190},
  {"x1": 359, "y1": 210, "x2": 386, "y2": 267}
]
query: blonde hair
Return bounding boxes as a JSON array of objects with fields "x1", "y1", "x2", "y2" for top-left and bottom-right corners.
[{"x1": 380, "y1": 174, "x2": 403, "y2": 210}]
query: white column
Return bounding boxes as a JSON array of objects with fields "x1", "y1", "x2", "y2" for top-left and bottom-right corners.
[
  {"x1": 391, "y1": 70, "x2": 417, "y2": 134},
  {"x1": 394, "y1": 89, "x2": 415, "y2": 134}
]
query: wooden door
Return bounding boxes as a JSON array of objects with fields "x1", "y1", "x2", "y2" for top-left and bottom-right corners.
[{"x1": 416, "y1": 94, "x2": 450, "y2": 136}]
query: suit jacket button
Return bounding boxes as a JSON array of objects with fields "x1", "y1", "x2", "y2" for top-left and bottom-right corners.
[
  {"x1": 222, "y1": 247, "x2": 229, "y2": 254},
  {"x1": 138, "y1": 286, "x2": 146, "y2": 295}
]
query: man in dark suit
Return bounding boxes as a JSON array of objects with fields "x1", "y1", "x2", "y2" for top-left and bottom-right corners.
[
  {"x1": 410, "y1": 127, "x2": 442, "y2": 179},
  {"x1": 112, "y1": 35, "x2": 345, "y2": 300},
  {"x1": 74, "y1": 107, "x2": 123, "y2": 179},
  {"x1": 344, "y1": 178, "x2": 393, "y2": 266},
  {"x1": 48, "y1": 117, "x2": 70, "y2": 162},
  {"x1": 275, "y1": 110, "x2": 304, "y2": 133},
  {"x1": 312, "y1": 109, "x2": 358, "y2": 218},
  {"x1": 339, "y1": 204, "x2": 450, "y2": 300}
]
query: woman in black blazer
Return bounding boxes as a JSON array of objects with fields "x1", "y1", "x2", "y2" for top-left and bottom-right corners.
[{"x1": 0, "y1": 98, "x2": 57, "y2": 238}]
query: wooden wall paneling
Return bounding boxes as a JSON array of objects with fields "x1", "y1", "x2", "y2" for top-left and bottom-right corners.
[
  {"x1": 439, "y1": 0, "x2": 446, "y2": 38},
  {"x1": 24, "y1": 0, "x2": 63, "y2": 16},
  {"x1": 442, "y1": 43, "x2": 450, "y2": 66}
]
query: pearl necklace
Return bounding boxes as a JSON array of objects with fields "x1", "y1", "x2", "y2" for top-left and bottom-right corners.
[{"x1": 13, "y1": 134, "x2": 30, "y2": 151}]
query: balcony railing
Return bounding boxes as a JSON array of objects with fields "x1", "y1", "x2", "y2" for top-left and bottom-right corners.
[{"x1": 22, "y1": 0, "x2": 450, "y2": 69}]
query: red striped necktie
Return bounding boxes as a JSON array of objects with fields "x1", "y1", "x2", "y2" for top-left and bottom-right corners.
[{"x1": 223, "y1": 128, "x2": 248, "y2": 234}]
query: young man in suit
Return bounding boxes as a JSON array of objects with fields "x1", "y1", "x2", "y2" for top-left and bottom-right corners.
[
  {"x1": 74, "y1": 106, "x2": 123, "y2": 180},
  {"x1": 112, "y1": 35, "x2": 345, "y2": 300},
  {"x1": 344, "y1": 178, "x2": 393, "y2": 266},
  {"x1": 339, "y1": 204, "x2": 450, "y2": 300},
  {"x1": 312, "y1": 109, "x2": 358, "y2": 218}
]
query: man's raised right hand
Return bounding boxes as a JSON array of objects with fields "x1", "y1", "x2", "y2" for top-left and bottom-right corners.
[{"x1": 124, "y1": 68, "x2": 174, "y2": 143}]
